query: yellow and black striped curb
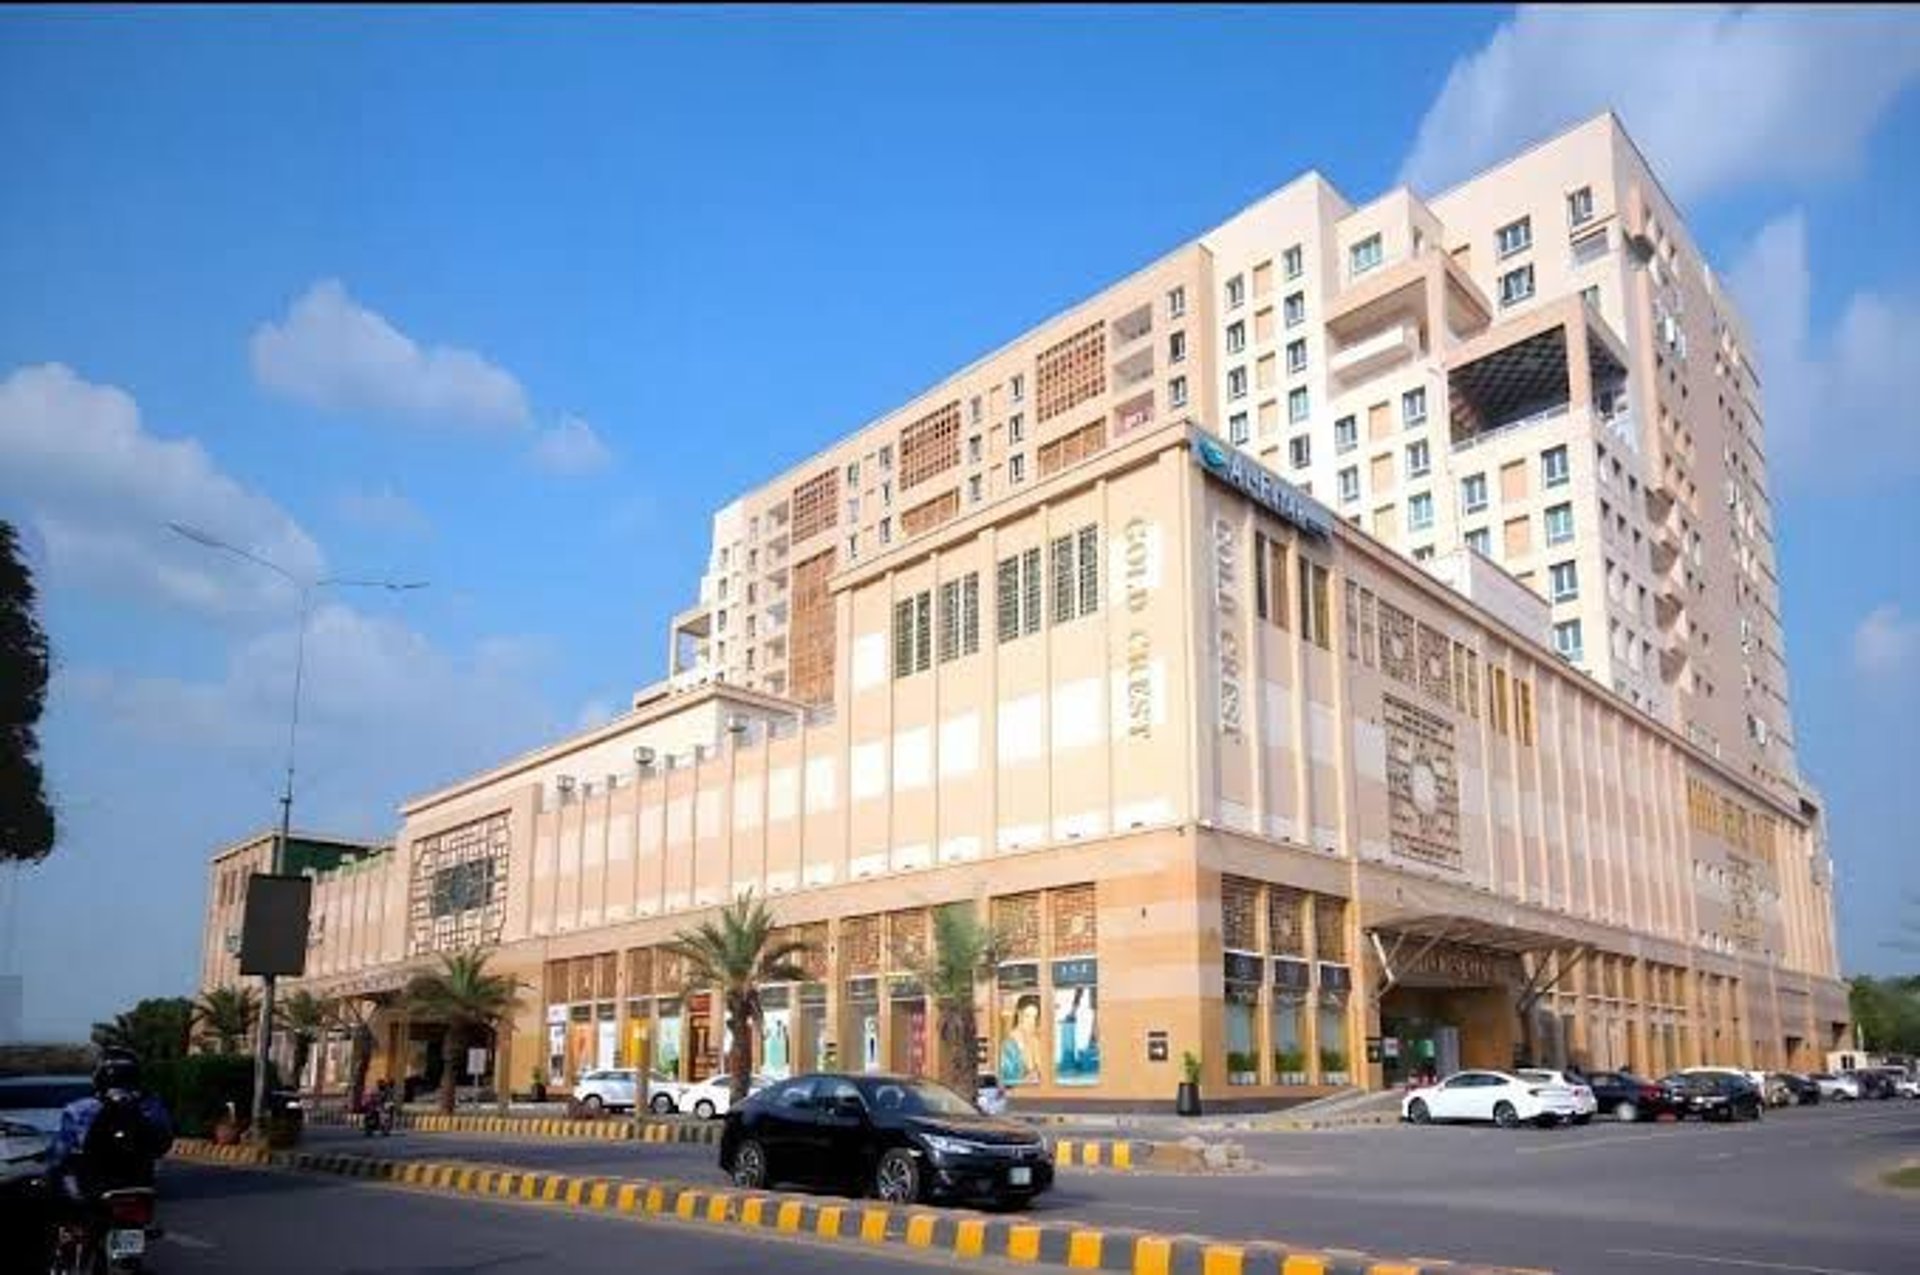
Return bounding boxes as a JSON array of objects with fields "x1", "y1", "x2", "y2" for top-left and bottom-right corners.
[
  {"x1": 168, "y1": 1139, "x2": 1542, "y2": 1275},
  {"x1": 304, "y1": 1108, "x2": 721, "y2": 1143}
]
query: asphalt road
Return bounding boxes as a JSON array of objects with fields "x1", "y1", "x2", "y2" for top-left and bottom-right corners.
[
  {"x1": 299, "y1": 1101, "x2": 1920, "y2": 1275},
  {"x1": 147, "y1": 1159, "x2": 996, "y2": 1274}
]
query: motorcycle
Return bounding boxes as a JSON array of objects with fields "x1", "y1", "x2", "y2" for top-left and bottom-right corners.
[
  {"x1": 361, "y1": 1100, "x2": 398, "y2": 1137},
  {"x1": 48, "y1": 1185, "x2": 158, "y2": 1274}
]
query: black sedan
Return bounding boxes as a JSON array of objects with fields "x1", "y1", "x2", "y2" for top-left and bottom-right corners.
[
  {"x1": 1584, "y1": 1070, "x2": 1684, "y2": 1122},
  {"x1": 1658, "y1": 1070, "x2": 1763, "y2": 1122},
  {"x1": 1774, "y1": 1072, "x2": 1821, "y2": 1106},
  {"x1": 719, "y1": 1073, "x2": 1054, "y2": 1208}
]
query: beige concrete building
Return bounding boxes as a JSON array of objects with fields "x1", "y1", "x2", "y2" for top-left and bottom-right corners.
[{"x1": 204, "y1": 114, "x2": 1845, "y2": 1108}]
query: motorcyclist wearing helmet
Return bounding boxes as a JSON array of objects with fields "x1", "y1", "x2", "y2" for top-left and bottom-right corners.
[{"x1": 48, "y1": 1048, "x2": 175, "y2": 1197}]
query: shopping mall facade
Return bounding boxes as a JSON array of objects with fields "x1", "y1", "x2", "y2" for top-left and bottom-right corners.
[{"x1": 200, "y1": 116, "x2": 1847, "y2": 1107}]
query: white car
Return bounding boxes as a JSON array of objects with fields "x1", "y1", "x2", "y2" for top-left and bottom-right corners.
[
  {"x1": 1895, "y1": 1075, "x2": 1920, "y2": 1099},
  {"x1": 682, "y1": 1073, "x2": 770, "y2": 1119},
  {"x1": 1402, "y1": 1068, "x2": 1585, "y2": 1128},
  {"x1": 1811, "y1": 1072, "x2": 1860, "y2": 1101},
  {"x1": 1518, "y1": 1069, "x2": 1598, "y2": 1123},
  {"x1": 573, "y1": 1068, "x2": 689, "y2": 1115},
  {"x1": 0, "y1": 1076, "x2": 93, "y2": 1186}
]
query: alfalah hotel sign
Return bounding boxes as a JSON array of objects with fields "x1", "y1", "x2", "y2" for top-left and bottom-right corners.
[{"x1": 1190, "y1": 429, "x2": 1333, "y2": 539}]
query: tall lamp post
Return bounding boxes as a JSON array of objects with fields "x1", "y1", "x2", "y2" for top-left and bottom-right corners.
[{"x1": 168, "y1": 522, "x2": 426, "y2": 1136}]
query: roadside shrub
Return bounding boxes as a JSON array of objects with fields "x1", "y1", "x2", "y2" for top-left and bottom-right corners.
[{"x1": 155, "y1": 1054, "x2": 282, "y2": 1137}]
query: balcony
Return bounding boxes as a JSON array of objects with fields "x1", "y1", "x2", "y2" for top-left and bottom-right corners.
[
  {"x1": 1326, "y1": 249, "x2": 1490, "y2": 364},
  {"x1": 1659, "y1": 636, "x2": 1690, "y2": 681},
  {"x1": 1113, "y1": 346, "x2": 1154, "y2": 390},
  {"x1": 1445, "y1": 297, "x2": 1629, "y2": 451},
  {"x1": 1651, "y1": 524, "x2": 1682, "y2": 574},
  {"x1": 1655, "y1": 582, "x2": 1685, "y2": 629},
  {"x1": 1110, "y1": 303, "x2": 1153, "y2": 348},
  {"x1": 1329, "y1": 321, "x2": 1420, "y2": 385}
]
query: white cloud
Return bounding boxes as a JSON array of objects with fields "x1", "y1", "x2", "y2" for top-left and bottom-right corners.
[
  {"x1": 250, "y1": 279, "x2": 530, "y2": 429},
  {"x1": 333, "y1": 483, "x2": 433, "y2": 538},
  {"x1": 1853, "y1": 605, "x2": 1920, "y2": 682},
  {"x1": 0, "y1": 363, "x2": 323, "y2": 616},
  {"x1": 1728, "y1": 212, "x2": 1920, "y2": 491},
  {"x1": 1401, "y1": 7, "x2": 1920, "y2": 204},
  {"x1": 530, "y1": 414, "x2": 613, "y2": 477}
]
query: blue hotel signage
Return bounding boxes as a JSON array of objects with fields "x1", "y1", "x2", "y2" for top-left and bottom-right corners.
[{"x1": 1190, "y1": 429, "x2": 1332, "y2": 539}]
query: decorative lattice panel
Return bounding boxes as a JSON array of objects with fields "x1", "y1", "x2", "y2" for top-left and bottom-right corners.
[
  {"x1": 1222, "y1": 876, "x2": 1260, "y2": 951},
  {"x1": 992, "y1": 893, "x2": 1042, "y2": 960},
  {"x1": 1050, "y1": 884, "x2": 1097, "y2": 956},
  {"x1": 840, "y1": 914, "x2": 882, "y2": 974},
  {"x1": 1268, "y1": 887, "x2": 1307, "y2": 957},
  {"x1": 407, "y1": 811, "x2": 511, "y2": 957},
  {"x1": 1384, "y1": 695, "x2": 1462, "y2": 870}
]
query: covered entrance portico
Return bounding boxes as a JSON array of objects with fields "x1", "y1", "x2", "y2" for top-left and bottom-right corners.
[{"x1": 1366, "y1": 909, "x2": 1591, "y2": 1087}]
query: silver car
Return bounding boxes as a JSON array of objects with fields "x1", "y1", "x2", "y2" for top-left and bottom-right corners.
[{"x1": 0, "y1": 1075, "x2": 94, "y2": 1185}]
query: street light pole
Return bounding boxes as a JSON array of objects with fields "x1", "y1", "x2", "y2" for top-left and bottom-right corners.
[{"x1": 168, "y1": 522, "x2": 425, "y2": 1138}]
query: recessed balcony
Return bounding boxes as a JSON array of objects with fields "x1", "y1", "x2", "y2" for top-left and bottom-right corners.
[{"x1": 1329, "y1": 321, "x2": 1420, "y2": 385}]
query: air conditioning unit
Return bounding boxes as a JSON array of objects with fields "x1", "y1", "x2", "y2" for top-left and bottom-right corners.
[{"x1": 633, "y1": 746, "x2": 656, "y2": 767}]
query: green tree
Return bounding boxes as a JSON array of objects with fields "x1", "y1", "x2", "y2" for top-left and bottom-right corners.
[
  {"x1": 905, "y1": 903, "x2": 1001, "y2": 1103},
  {"x1": 404, "y1": 949, "x2": 522, "y2": 1114},
  {"x1": 276, "y1": 989, "x2": 330, "y2": 1092},
  {"x1": 665, "y1": 892, "x2": 814, "y2": 1106},
  {"x1": 194, "y1": 985, "x2": 260, "y2": 1055},
  {"x1": 90, "y1": 997, "x2": 194, "y2": 1062},
  {"x1": 0, "y1": 521, "x2": 56, "y2": 864},
  {"x1": 1849, "y1": 974, "x2": 1920, "y2": 1055}
]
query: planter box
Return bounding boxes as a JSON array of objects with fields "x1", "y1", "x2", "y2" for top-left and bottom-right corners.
[
  {"x1": 1323, "y1": 1071, "x2": 1350, "y2": 1086},
  {"x1": 1228, "y1": 1071, "x2": 1259, "y2": 1087},
  {"x1": 1280, "y1": 1071, "x2": 1309, "y2": 1086}
]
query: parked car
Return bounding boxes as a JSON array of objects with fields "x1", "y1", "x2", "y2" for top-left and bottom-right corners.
[
  {"x1": 1516, "y1": 1069, "x2": 1598, "y2": 1123},
  {"x1": 572, "y1": 1068, "x2": 689, "y2": 1115},
  {"x1": 683, "y1": 1073, "x2": 770, "y2": 1119},
  {"x1": 1848, "y1": 1069, "x2": 1895, "y2": 1100},
  {"x1": 1811, "y1": 1072, "x2": 1860, "y2": 1101},
  {"x1": 0, "y1": 1076, "x2": 93, "y2": 1188},
  {"x1": 1773, "y1": 1072, "x2": 1821, "y2": 1106},
  {"x1": 1401, "y1": 1069, "x2": 1584, "y2": 1128},
  {"x1": 1659, "y1": 1070, "x2": 1763, "y2": 1122},
  {"x1": 974, "y1": 1073, "x2": 1009, "y2": 1116},
  {"x1": 719, "y1": 1073, "x2": 1053, "y2": 1207},
  {"x1": 1892, "y1": 1073, "x2": 1920, "y2": 1099},
  {"x1": 1864, "y1": 1066, "x2": 1917, "y2": 1099},
  {"x1": 1583, "y1": 1070, "x2": 1684, "y2": 1122}
]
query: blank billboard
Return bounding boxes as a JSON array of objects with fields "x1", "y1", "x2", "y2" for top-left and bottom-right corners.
[{"x1": 239, "y1": 874, "x2": 312, "y2": 977}]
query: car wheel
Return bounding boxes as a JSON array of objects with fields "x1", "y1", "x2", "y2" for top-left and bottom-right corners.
[
  {"x1": 650, "y1": 1093, "x2": 676, "y2": 1115},
  {"x1": 731, "y1": 1138, "x2": 770, "y2": 1189},
  {"x1": 1573, "y1": 1113, "x2": 1593, "y2": 1126},
  {"x1": 1408, "y1": 1098, "x2": 1432, "y2": 1125},
  {"x1": 694, "y1": 1099, "x2": 717, "y2": 1119},
  {"x1": 1493, "y1": 1101, "x2": 1520, "y2": 1129},
  {"x1": 874, "y1": 1148, "x2": 921, "y2": 1204},
  {"x1": 1615, "y1": 1100, "x2": 1638, "y2": 1123},
  {"x1": 582, "y1": 1094, "x2": 604, "y2": 1114}
]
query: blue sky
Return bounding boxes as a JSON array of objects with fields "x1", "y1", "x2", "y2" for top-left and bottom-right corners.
[{"x1": 2, "y1": 7, "x2": 1917, "y2": 1038}]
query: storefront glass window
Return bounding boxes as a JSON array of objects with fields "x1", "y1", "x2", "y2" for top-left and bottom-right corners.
[
  {"x1": 1226, "y1": 984, "x2": 1260, "y2": 1085},
  {"x1": 1052, "y1": 959, "x2": 1099, "y2": 1086},
  {"x1": 996, "y1": 963, "x2": 1044, "y2": 1086},
  {"x1": 1271, "y1": 995, "x2": 1307, "y2": 1082}
]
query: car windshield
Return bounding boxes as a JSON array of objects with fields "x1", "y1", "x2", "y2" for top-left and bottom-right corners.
[
  {"x1": 860, "y1": 1078, "x2": 980, "y2": 1117},
  {"x1": 0, "y1": 1081, "x2": 91, "y2": 1110},
  {"x1": 1517, "y1": 1070, "x2": 1559, "y2": 1084}
]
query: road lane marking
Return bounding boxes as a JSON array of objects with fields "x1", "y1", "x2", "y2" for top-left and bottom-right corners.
[
  {"x1": 162, "y1": 1232, "x2": 217, "y2": 1250},
  {"x1": 1084, "y1": 1202, "x2": 1206, "y2": 1217},
  {"x1": 1514, "y1": 1130, "x2": 1685, "y2": 1155},
  {"x1": 1607, "y1": 1248, "x2": 1885, "y2": 1275}
]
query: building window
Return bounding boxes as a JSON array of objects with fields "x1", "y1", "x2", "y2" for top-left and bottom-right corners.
[
  {"x1": 1226, "y1": 275, "x2": 1245, "y2": 309},
  {"x1": 1009, "y1": 413, "x2": 1025, "y2": 444},
  {"x1": 1168, "y1": 286, "x2": 1186, "y2": 318},
  {"x1": 1545, "y1": 502, "x2": 1574, "y2": 545},
  {"x1": 1289, "y1": 435, "x2": 1311, "y2": 470},
  {"x1": 1297, "y1": 556, "x2": 1332, "y2": 649},
  {"x1": 1010, "y1": 373, "x2": 1024, "y2": 403},
  {"x1": 1581, "y1": 284, "x2": 1601, "y2": 311},
  {"x1": 937, "y1": 573, "x2": 981, "y2": 663},
  {"x1": 1170, "y1": 376, "x2": 1188, "y2": 408},
  {"x1": 1567, "y1": 186, "x2": 1594, "y2": 227},
  {"x1": 1169, "y1": 330, "x2": 1187, "y2": 364},
  {"x1": 1334, "y1": 415, "x2": 1358, "y2": 453},
  {"x1": 1286, "y1": 339, "x2": 1307, "y2": 375},
  {"x1": 1229, "y1": 412, "x2": 1250, "y2": 445},
  {"x1": 879, "y1": 516, "x2": 892, "y2": 545},
  {"x1": 996, "y1": 547, "x2": 1043, "y2": 643},
  {"x1": 846, "y1": 497, "x2": 860, "y2": 524},
  {"x1": 1049, "y1": 523, "x2": 1101, "y2": 625},
  {"x1": 1406, "y1": 439, "x2": 1430, "y2": 478},
  {"x1": 1009, "y1": 453, "x2": 1027, "y2": 485},
  {"x1": 1413, "y1": 545, "x2": 1434, "y2": 562},
  {"x1": 1338, "y1": 466, "x2": 1360, "y2": 505},
  {"x1": 1496, "y1": 216, "x2": 1533, "y2": 258},
  {"x1": 893, "y1": 590, "x2": 932, "y2": 678},
  {"x1": 881, "y1": 480, "x2": 892, "y2": 507},
  {"x1": 967, "y1": 474, "x2": 983, "y2": 505},
  {"x1": 1553, "y1": 619, "x2": 1584, "y2": 662},
  {"x1": 1226, "y1": 321, "x2": 1246, "y2": 355},
  {"x1": 1228, "y1": 367, "x2": 1248, "y2": 400},
  {"x1": 1408, "y1": 491, "x2": 1434, "y2": 531},
  {"x1": 846, "y1": 534, "x2": 859, "y2": 561},
  {"x1": 1459, "y1": 472, "x2": 1487, "y2": 513},
  {"x1": 970, "y1": 397, "x2": 983, "y2": 425},
  {"x1": 1542, "y1": 444, "x2": 1570, "y2": 488},
  {"x1": 1254, "y1": 532, "x2": 1289, "y2": 628},
  {"x1": 1550, "y1": 560, "x2": 1579, "y2": 602},
  {"x1": 1288, "y1": 386, "x2": 1309, "y2": 423},
  {"x1": 878, "y1": 444, "x2": 893, "y2": 472},
  {"x1": 1283, "y1": 244, "x2": 1304, "y2": 280},
  {"x1": 1465, "y1": 527, "x2": 1491, "y2": 556},
  {"x1": 1499, "y1": 264, "x2": 1536, "y2": 307},
  {"x1": 1349, "y1": 233, "x2": 1383, "y2": 277},
  {"x1": 1284, "y1": 292, "x2": 1306, "y2": 328},
  {"x1": 1401, "y1": 386, "x2": 1427, "y2": 427},
  {"x1": 968, "y1": 434, "x2": 983, "y2": 464}
]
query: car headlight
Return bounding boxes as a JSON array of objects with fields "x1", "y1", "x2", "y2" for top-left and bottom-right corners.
[{"x1": 920, "y1": 1133, "x2": 979, "y2": 1158}]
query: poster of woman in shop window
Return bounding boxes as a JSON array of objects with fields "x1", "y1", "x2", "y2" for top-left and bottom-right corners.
[{"x1": 1052, "y1": 959, "x2": 1099, "y2": 1085}]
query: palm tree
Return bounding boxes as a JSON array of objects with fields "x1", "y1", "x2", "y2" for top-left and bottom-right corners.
[
  {"x1": 404, "y1": 949, "x2": 522, "y2": 1114},
  {"x1": 329, "y1": 993, "x2": 388, "y2": 1110},
  {"x1": 666, "y1": 892, "x2": 815, "y2": 1107},
  {"x1": 906, "y1": 904, "x2": 1001, "y2": 1104},
  {"x1": 91, "y1": 997, "x2": 193, "y2": 1063},
  {"x1": 194, "y1": 985, "x2": 259, "y2": 1055},
  {"x1": 276, "y1": 990, "x2": 330, "y2": 1092}
]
